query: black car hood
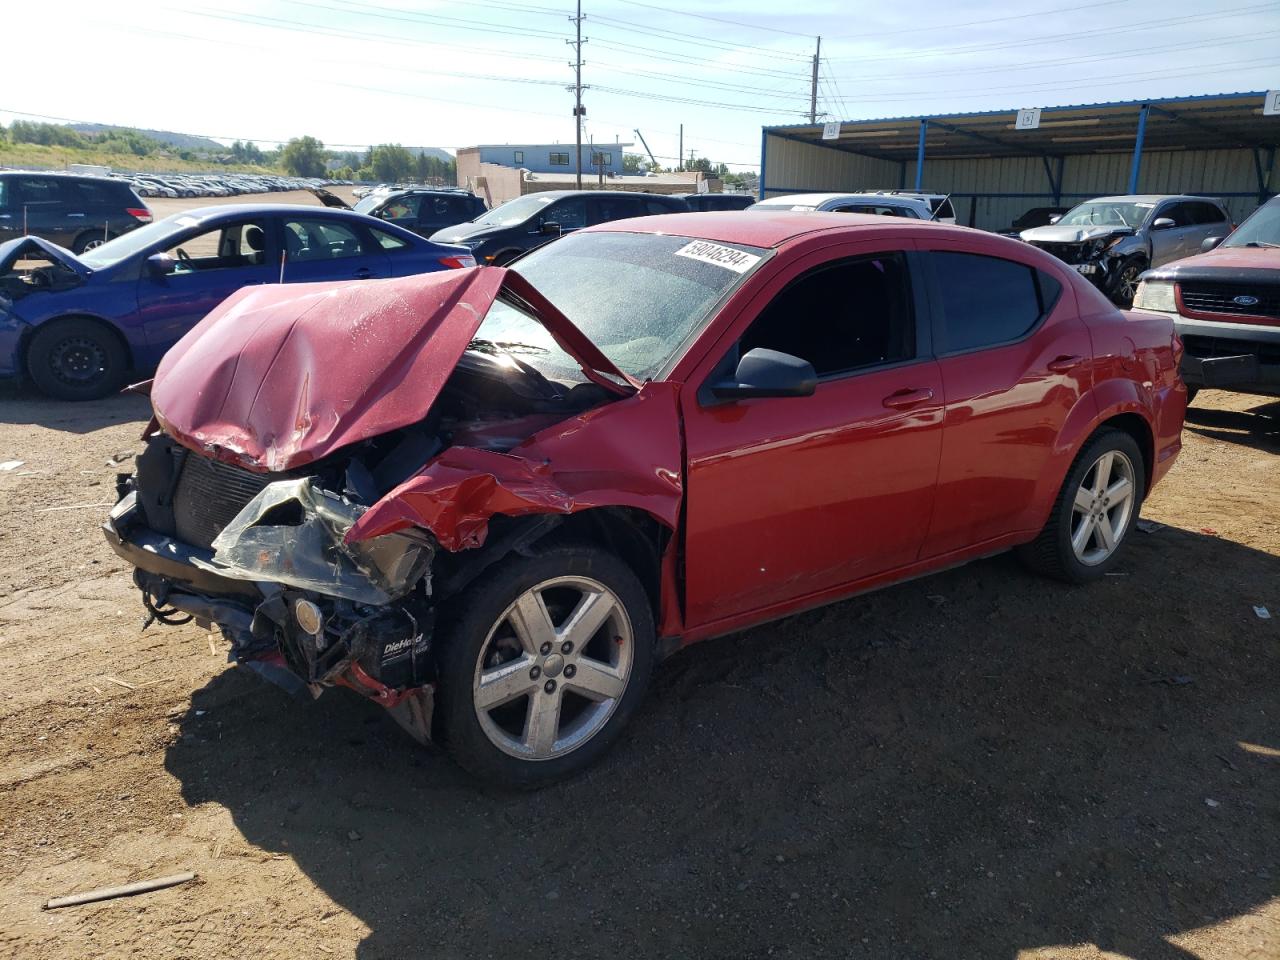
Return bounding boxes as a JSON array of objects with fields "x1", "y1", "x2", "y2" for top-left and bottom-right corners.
[
  {"x1": 0, "y1": 236, "x2": 93, "y2": 280},
  {"x1": 428, "y1": 220, "x2": 499, "y2": 244}
]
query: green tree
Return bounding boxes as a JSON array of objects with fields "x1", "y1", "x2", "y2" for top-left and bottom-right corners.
[
  {"x1": 622, "y1": 152, "x2": 646, "y2": 174},
  {"x1": 280, "y1": 135, "x2": 326, "y2": 177},
  {"x1": 369, "y1": 143, "x2": 415, "y2": 182}
]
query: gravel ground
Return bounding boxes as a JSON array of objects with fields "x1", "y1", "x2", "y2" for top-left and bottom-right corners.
[{"x1": 0, "y1": 194, "x2": 1276, "y2": 958}]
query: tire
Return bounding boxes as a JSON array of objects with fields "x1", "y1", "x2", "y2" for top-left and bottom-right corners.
[
  {"x1": 72, "y1": 231, "x2": 110, "y2": 254},
  {"x1": 1108, "y1": 256, "x2": 1146, "y2": 308},
  {"x1": 1185, "y1": 386, "x2": 1199, "y2": 406},
  {"x1": 26, "y1": 317, "x2": 129, "y2": 401},
  {"x1": 435, "y1": 543, "x2": 655, "y2": 788},
  {"x1": 1017, "y1": 428, "x2": 1146, "y2": 583}
]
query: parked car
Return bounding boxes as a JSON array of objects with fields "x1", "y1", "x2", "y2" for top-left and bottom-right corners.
[
  {"x1": 0, "y1": 172, "x2": 152, "y2": 253},
  {"x1": 1020, "y1": 194, "x2": 1232, "y2": 307},
  {"x1": 863, "y1": 191, "x2": 957, "y2": 224},
  {"x1": 0, "y1": 206, "x2": 474, "y2": 400},
  {"x1": 678, "y1": 193, "x2": 755, "y2": 212},
  {"x1": 338, "y1": 188, "x2": 488, "y2": 239},
  {"x1": 999, "y1": 206, "x2": 1070, "y2": 237},
  {"x1": 103, "y1": 210, "x2": 1185, "y2": 787},
  {"x1": 429, "y1": 190, "x2": 690, "y2": 265},
  {"x1": 750, "y1": 192, "x2": 932, "y2": 218},
  {"x1": 1133, "y1": 193, "x2": 1280, "y2": 401}
]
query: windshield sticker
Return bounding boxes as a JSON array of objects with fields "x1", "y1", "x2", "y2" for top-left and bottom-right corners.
[
  {"x1": 674, "y1": 240, "x2": 760, "y2": 274},
  {"x1": 175, "y1": 216, "x2": 200, "y2": 227}
]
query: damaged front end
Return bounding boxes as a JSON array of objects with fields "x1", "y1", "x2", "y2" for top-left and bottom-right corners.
[
  {"x1": 1021, "y1": 226, "x2": 1136, "y2": 288},
  {"x1": 103, "y1": 265, "x2": 679, "y2": 746}
]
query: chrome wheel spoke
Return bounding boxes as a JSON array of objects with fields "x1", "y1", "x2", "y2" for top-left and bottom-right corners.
[
  {"x1": 566, "y1": 655, "x2": 627, "y2": 703},
  {"x1": 1091, "y1": 451, "x2": 1114, "y2": 495},
  {"x1": 524, "y1": 688, "x2": 563, "y2": 755},
  {"x1": 475, "y1": 655, "x2": 537, "y2": 710},
  {"x1": 1096, "y1": 513, "x2": 1117, "y2": 553},
  {"x1": 561, "y1": 589, "x2": 616, "y2": 650},
  {"x1": 1074, "y1": 486, "x2": 1095, "y2": 514},
  {"x1": 1105, "y1": 475, "x2": 1133, "y2": 507},
  {"x1": 508, "y1": 591, "x2": 556, "y2": 656},
  {"x1": 1072, "y1": 516, "x2": 1096, "y2": 556}
]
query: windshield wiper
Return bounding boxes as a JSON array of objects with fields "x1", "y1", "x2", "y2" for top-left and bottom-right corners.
[{"x1": 1243, "y1": 241, "x2": 1280, "y2": 249}]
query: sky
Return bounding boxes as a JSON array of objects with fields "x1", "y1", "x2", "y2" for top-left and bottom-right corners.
[{"x1": 2, "y1": 0, "x2": 1278, "y2": 171}]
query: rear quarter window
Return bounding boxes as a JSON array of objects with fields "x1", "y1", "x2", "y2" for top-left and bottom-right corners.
[{"x1": 930, "y1": 251, "x2": 1061, "y2": 353}]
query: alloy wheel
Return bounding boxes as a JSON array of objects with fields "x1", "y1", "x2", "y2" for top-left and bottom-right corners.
[
  {"x1": 1070, "y1": 449, "x2": 1136, "y2": 565},
  {"x1": 1119, "y1": 265, "x2": 1142, "y2": 303},
  {"x1": 81, "y1": 237, "x2": 107, "y2": 251},
  {"x1": 472, "y1": 575, "x2": 633, "y2": 761}
]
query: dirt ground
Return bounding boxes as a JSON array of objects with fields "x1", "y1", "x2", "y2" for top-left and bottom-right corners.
[{"x1": 0, "y1": 192, "x2": 1277, "y2": 958}]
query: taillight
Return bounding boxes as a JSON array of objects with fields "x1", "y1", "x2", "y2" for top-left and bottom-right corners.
[
  {"x1": 438, "y1": 255, "x2": 475, "y2": 269},
  {"x1": 127, "y1": 207, "x2": 153, "y2": 223}
]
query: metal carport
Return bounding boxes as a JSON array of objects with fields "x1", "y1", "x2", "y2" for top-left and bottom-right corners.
[{"x1": 759, "y1": 91, "x2": 1280, "y2": 231}]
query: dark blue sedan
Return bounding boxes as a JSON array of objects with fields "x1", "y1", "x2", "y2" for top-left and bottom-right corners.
[{"x1": 0, "y1": 205, "x2": 474, "y2": 399}]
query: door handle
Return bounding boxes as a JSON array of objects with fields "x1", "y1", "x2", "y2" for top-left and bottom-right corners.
[
  {"x1": 67, "y1": 213, "x2": 85, "y2": 218},
  {"x1": 882, "y1": 387, "x2": 934, "y2": 409},
  {"x1": 1047, "y1": 355, "x2": 1085, "y2": 374},
  {"x1": 354, "y1": 267, "x2": 372, "y2": 278}
]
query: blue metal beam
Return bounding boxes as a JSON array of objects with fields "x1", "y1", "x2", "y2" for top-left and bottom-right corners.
[
  {"x1": 914, "y1": 119, "x2": 928, "y2": 191},
  {"x1": 1127, "y1": 105, "x2": 1149, "y2": 194}
]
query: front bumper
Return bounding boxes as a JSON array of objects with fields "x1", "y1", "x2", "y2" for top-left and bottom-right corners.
[{"x1": 1175, "y1": 314, "x2": 1280, "y2": 395}]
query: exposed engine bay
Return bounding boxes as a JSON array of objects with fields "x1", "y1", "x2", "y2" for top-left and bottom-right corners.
[
  {"x1": 0, "y1": 252, "x2": 83, "y2": 303},
  {"x1": 107, "y1": 345, "x2": 615, "y2": 739}
]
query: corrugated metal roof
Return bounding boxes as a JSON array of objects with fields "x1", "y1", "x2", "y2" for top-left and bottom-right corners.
[{"x1": 765, "y1": 91, "x2": 1280, "y2": 162}]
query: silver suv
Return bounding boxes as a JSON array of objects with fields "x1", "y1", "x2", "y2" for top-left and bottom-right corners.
[{"x1": 1020, "y1": 194, "x2": 1231, "y2": 306}]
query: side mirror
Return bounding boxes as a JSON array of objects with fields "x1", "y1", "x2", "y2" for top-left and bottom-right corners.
[
  {"x1": 1047, "y1": 214, "x2": 1062, "y2": 224},
  {"x1": 1152, "y1": 217, "x2": 1176, "y2": 230},
  {"x1": 145, "y1": 252, "x2": 175, "y2": 276},
  {"x1": 710, "y1": 348, "x2": 816, "y2": 400},
  {"x1": 540, "y1": 221, "x2": 563, "y2": 236},
  {"x1": 1201, "y1": 235, "x2": 1226, "y2": 252}
]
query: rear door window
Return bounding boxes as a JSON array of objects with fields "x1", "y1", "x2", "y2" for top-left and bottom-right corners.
[
  {"x1": 1188, "y1": 201, "x2": 1228, "y2": 225},
  {"x1": 589, "y1": 195, "x2": 645, "y2": 224},
  {"x1": 283, "y1": 217, "x2": 367, "y2": 261},
  {"x1": 15, "y1": 177, "x2": 61, "y2": 206},
  {"x1": 931, "y1": 198, "x2": 955, "y2": 220},
  {"x1": 928, "y1": 251, "x2": 1061, "y2": 353}
]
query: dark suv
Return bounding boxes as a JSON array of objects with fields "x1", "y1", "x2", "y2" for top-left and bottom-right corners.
[
  {"x1": 678, "y1": 193, "x2": 755, "y2": 212},
  {"x1": 351, "y1": 189, "x2": 487, "y2": 239},
  {"x1": 0, "y1": 173, "x2": 152, "y2": 253},
  {"x1": 429, "y1": 190, "x2": 690, "y2": 265}
]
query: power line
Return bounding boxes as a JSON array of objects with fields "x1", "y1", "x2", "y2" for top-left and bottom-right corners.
[
  {"x1": 587, "y1": 14, "x2": 811, "y2": 62},
  {"x1": 589, "y1": 40, "x2": 807, "y2": 80},
  {"x1": 597, "y1": 0, "x2": 818, "y2": 38},
  {"x1": 825, "y1": 2, "x2": 1279, "y2": 61},
  {"x1": 827, "y1": 0, "x2": 1140, "y2": 40}
]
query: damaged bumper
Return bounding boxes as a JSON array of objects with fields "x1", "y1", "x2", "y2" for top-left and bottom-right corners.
[{"x1": 102, "y1": 481, "x2": 439, "y2": 741}]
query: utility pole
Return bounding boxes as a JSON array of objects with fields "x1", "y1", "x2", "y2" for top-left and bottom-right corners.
[
  {"x1": 809, "y1": 36, "x2": 821, "y2": 124},
  {"x1": 567, "y1": 1, "x2": 586, "y2": 189},
  {"x1": 678, "y1": 123, "x2": 683, "y2": 172}
]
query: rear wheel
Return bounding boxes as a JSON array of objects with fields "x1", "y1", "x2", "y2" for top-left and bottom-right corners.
[
  {"x1": 26, "y1": 317, "x2": 129, "y2": 401},
  {"x1": 1017, "y1": 429, "x2": 1145, "y2": 583},
  {"x1": 1186, "y1": 386, "x2": 1199, "y2": 406},
  {"x1": 435, "y1": 544, "x2": 654, "y2": 788},
  {"x1": 72, "y1": 231, "x2": 110, "y2": 254}
]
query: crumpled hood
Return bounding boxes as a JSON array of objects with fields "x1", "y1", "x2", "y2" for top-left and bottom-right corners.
[
  {"x1": 151, "y1": 267, "x2": 637, "y2": 473},
  {"x1": 152, "y1": 269, "x2": 507, "y2": 472},
  {"x1": 0, "y1": 236, "x2": 92, "y2": 279},
  {"x1": 1020, "y1": 224, "x2": 1134, "y2": 244}
]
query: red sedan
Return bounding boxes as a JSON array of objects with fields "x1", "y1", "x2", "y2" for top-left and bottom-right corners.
[{"x1": 105, "y1": 212, "x2": 1186, "y2": 787}]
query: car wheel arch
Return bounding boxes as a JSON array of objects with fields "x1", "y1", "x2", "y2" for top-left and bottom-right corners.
[{"x1": 21, "y1": 313, "x2": 134, "y2": 377}]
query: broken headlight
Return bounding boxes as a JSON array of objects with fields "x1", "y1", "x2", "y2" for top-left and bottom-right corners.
[{"x1": 1132, "y1": 280, "x2": 1176, "y2": 313}]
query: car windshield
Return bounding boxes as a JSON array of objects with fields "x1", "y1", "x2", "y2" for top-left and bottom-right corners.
[
  {"x1": 1057, "y1": 201, "x2": 1154, "y2": 228},
  {"x1": 352, "y1": 195, "x2": 380, "y2": 215},
  {"x1": 471, "y1": 194, "x2": 557, "y2": 227},
  {"x1": 79, "y1": 215, "x2": 199, "y2": 268},
  {"x1": 474, "y1": 231, "x2": 767, "y2": 382},
  {"x1": 1222, "y1": 199, "x2": 1280, "y2": 249}
]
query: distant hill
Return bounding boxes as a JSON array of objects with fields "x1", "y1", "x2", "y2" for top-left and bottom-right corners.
[
  {"x1": 69, "y1": 124, "x2": 224, "y2": 152},
  {"x1": 406, "y1": 146, "x2": 454, "y2": 162}
]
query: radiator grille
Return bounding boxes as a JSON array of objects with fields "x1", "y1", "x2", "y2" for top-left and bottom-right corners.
[
  {"x1": 1028, "y1": 241, "x2": 1086, "y2": 264},
  {"x1": 172, "y1": 453, "x2": 273, "y2": 549},
  {"x1": 1179, "y1": 281, "x2": 1280, "y2": 320}
]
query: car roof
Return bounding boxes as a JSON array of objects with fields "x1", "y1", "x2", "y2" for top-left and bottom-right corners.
[
  {"x1": 1085, "y1": 194, "x2": 1216, "y2": 203},
  {"x1": 757, "y1": 192, "x2": 926, "y2": 207},
  {"x1": 520, "y1": 190, "x2": 683, "y2": 200},
  {"x1": 161, "y1": 204, "x2": 375, "y2": 221},
  {"x1": 583, "y1": 209, "x2": 933, "y2": 248}
]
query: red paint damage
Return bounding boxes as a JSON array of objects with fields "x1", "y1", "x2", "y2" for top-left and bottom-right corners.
[{"x1": 149, "y1": 267, "x2": 640, "y2": 473}]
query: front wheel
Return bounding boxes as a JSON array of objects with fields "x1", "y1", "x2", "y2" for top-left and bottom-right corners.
[
  {"x1": 26, "y1": 317, "x2": 129, "y2": 401},
  {"x1": 435, "y1": 544, "x2": 655, "y2": 788},
  {"x1": 1108, "y1": 256, "x2": 1146, "y2": 308},
  {"x1": 1017, "y1": 429, "x2": 1145, "y2": 583}
]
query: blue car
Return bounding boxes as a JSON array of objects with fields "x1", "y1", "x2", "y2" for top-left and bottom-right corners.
[{"x1": 0, "y1": 205, "x2": 475, "y2": 399}]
